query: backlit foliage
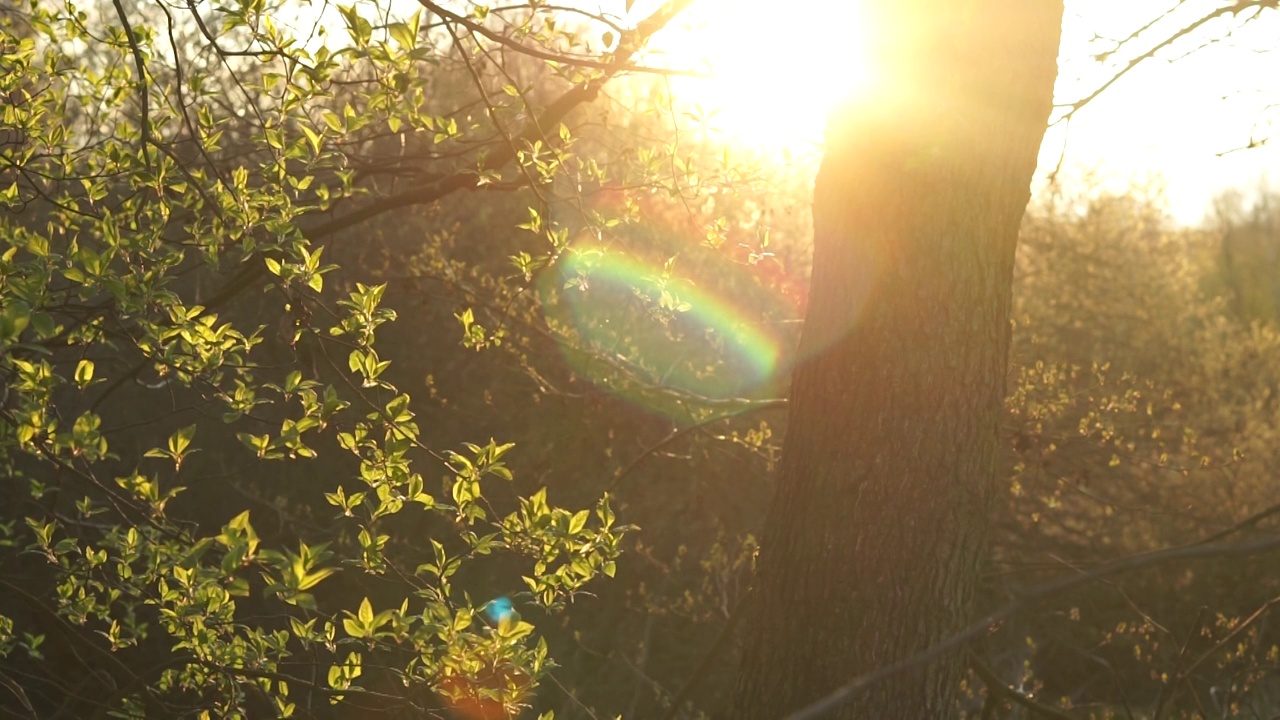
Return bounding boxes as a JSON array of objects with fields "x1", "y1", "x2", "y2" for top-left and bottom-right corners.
[{"x1": 5, "y1": 0, "x2": 1280, "y2": 717}]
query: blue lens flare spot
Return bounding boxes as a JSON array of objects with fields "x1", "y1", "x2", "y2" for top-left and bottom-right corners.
[{"x1": 484, "y1": 596, "x2": 514, "y2": 624}]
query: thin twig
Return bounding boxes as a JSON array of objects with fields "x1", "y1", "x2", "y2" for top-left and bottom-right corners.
[
  {"x1": 1152, "y1": 606, "x2": 1209, "y2": 720},
  {"x1": 1055, "y1": 2, "x2": 1260, "y2": 124},
  {"x1": 968, "y1": 651, "x2": 1076, "y2": 720},
  {"x1": 659, "y1": 589, "x2": 753, "y2": 720},
  {"x1": 110, "y1": 0, "x2": 150, "y2": 166},
  {"x1": 416, "y1": 0, "x2": 703, "y2": 77},
  {"x1": 608, "y1": 400, "x2": 786, "y2": 493}
]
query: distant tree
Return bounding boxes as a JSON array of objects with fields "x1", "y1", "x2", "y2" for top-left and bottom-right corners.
[{"x1": 1211, "y1": 182, "x2": 1280, "y2": 322}]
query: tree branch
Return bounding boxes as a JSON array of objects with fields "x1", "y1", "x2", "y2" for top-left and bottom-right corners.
[
  {"x1": 608, "y1": 400, "x2": 786, "y2": 493},
  {"x1": 198, "y1": 0, "x2": 699, "y2": 314},
  {"x1": 785, "y1": 533, "x2": 1280, "y2": 720},
  {"x1": 110, "y1": 0, "x2": 150, "y2": 166},
  {"x1": 659, "y1": 589, "x2": 754, "y2": 720},
  {"x1": 968, "y1": 651, "x2": 1076, "y2": 720},
  {"x1": 1056, "y1": 1, "x2": 1273, "y2": 124},
  {"x1": 417, "y1": 0, "x2": 703, "y2": 77}
]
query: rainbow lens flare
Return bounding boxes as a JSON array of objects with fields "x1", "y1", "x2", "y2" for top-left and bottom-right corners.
[{"x1": 540, "y1": 244, "x2": 792, "y2": 416}]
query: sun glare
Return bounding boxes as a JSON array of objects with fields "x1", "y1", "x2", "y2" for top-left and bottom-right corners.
[{"x1": 641, "y1": 0, "x2": 871, "y2": 152}]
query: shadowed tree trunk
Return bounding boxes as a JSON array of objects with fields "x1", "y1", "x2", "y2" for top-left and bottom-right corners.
[{"x1": 731, "y1": 2, "x2": 1062, "y2": 718}]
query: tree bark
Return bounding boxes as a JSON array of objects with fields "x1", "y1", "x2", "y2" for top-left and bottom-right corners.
[{"x1": 731, "y1": 3, "x2": 1062, "y2": 718}]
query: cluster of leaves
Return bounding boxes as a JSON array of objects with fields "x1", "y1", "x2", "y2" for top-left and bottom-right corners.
[
  {"x1": 0, "y1": 0, "x2": 722, "y2": 715},
  {"x1": 958, "y1": 184, "x2": 1280, "y2": 718},
  {"x1": 349, "y1": 90, "x2": 810, "y2": 719}
]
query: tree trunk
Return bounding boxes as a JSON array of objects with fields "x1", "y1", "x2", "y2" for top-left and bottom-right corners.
[{"x1": 731, "y1": 3, "x2": 1062, "y2": 718}]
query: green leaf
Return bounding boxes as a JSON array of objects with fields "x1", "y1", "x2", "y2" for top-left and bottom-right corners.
[
  {"x1": 73, "y1": 359, "x2": 94, "y2": 387},
  {"x1": 0, "y1": 301, "x2": 30, "y2": 342},
  {"x1": 337, "y1": 4, "x2": 373, "y2": 45},
  {"x1": 178, "y1": 537, "x2": 216, "y2": 569},
  {"x1": 301, "y1": 124, "x2": 322, "y2": 154},
  {"x1": 169, "y1": 425, "x2": 196, "y2": 456},
  {"x1": 452, "y1": 608, "x2": 472, "y2": 632},
  {"x1": 568, "y1": 509, "x2": 589, "y2": 535},
  {"x1": 388, "y1": 20, "x2": 416, "y2": 49},
  {"x1": 226, "y1": 577, "x2": 250, "y2": 597},
  {"x1": 321, "y1": 110, "x2": 344, "y2": 133},
  {"x1": 297, "y1": 566, "x2": 335, "y2": 591}
]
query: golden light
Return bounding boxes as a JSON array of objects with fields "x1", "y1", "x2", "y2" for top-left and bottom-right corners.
[{"x1": 640, "y1": 0, "x2": 872, "y2": 152}]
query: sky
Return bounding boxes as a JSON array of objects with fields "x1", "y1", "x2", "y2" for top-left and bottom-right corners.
[
  {"x1": 1047, "y1": 0, "x2": 1280, "y2": 224},
  {"x1": 630, "y1": 0, "x2": 1280, "y2": 225},
  {"x1": 297, "y1": 0, "x2": 1279, "y2": 225}
]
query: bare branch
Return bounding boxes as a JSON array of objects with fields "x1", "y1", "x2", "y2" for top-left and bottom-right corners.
[
  {"x1": 110, "y1": 0, "x2": 150, "y2": 165},
  {"x1": 1056, "y1": 1, "x2": 1273, "y2": 124},
  {"x1": 659, "y1": 589, "x2": 755, "y2": 720},
  {"x1": 786, "y1": 533, "x2": 1280, "y2": 720},
  {"x1": 968, "y1": 652, "x2": 1076, "y2": 720},
  {"x1": 608, "y1": 400, "x2": 786, "y2": 493},
  {"x1": 417, "y1": 0, "x2": 704, "y2": 77}
]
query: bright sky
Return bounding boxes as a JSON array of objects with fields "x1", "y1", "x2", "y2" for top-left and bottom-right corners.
[
  {"x1": 1044, "y1": 0, "x2": 1280, "y2": 223},
  {"x1": 630, "y1": 0, "x2": 1280, "y2": 225},
  {"x1": 298, "y1": 0, "x2": 1277, "y2": 224}
]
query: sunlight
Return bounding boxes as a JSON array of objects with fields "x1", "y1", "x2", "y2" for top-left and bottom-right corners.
[{"x1": 640, "y1": 0, "x2": 871, "y2": 152}]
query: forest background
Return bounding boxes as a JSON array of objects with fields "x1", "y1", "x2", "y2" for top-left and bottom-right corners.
[{"x1": 3, "y1": 0, "x2": 1280, "y2": 718}]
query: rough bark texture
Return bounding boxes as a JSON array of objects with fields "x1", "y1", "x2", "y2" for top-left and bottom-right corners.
[{"x1": 731, "y1": 3, "x2": 1063, "y2": 718}]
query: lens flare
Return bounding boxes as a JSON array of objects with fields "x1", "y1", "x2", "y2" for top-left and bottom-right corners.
[
  {"x1": 438, "y1": 597, "x2": 529, "y2": 719},
  {"x1": 483, "y1": 596, "x2": 514, "y2": 624},
  {"x1": 540, "y1": 243, "x2": 794, "y2": 415}
]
